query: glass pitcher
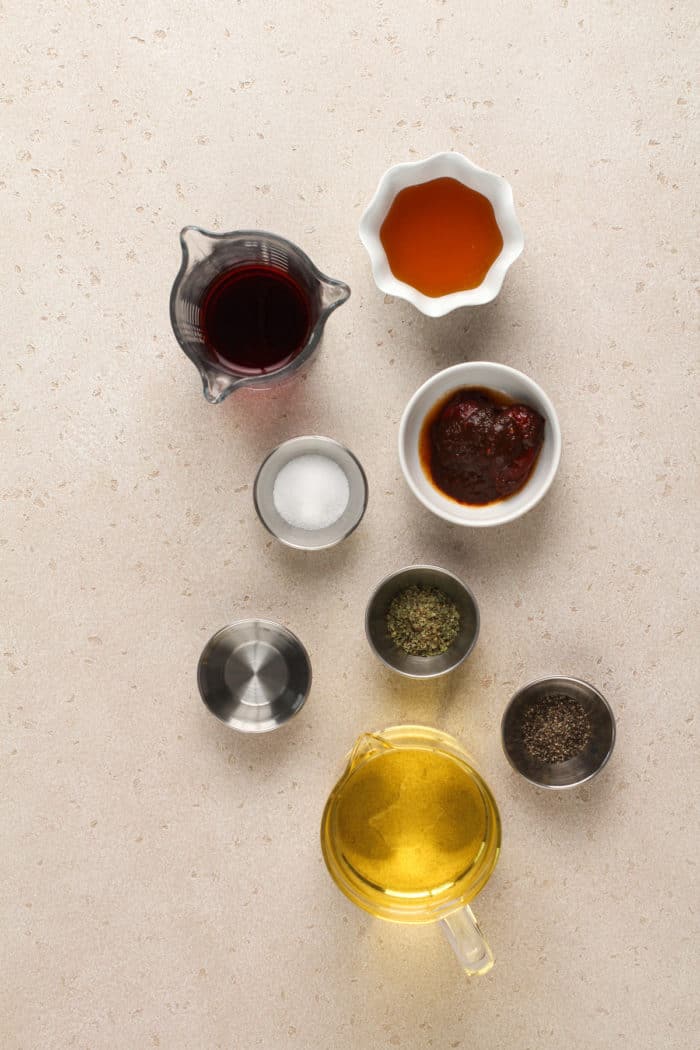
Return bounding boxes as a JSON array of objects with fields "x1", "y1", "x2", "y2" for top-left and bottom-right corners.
[
  {"x1": 321, "y1": 725, "x2": 501, "y2": 975},
  {"x1": 170, "y1": 227, "x2": 350, "y2": 404}
]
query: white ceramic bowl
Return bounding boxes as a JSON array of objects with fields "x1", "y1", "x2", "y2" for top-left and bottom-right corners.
[
  {"x1": 359, "y1": 152, "x2": 524, "y2": 317},
  {"x1": 399, "y1": 362, "x2": 561, "y2": 527}
]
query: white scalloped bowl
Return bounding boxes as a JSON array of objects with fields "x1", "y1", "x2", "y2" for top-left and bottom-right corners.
[{"x1": 359, "y1": 152, "x2": 524, "y2": 317}]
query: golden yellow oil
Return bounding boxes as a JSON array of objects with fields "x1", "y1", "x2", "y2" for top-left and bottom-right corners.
[{"x1": 328, "y1": 746, "x2": 496, "y2": 908}]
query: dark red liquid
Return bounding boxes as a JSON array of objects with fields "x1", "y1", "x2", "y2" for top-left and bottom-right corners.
[{"x1": 200, "y1": 264, "x2": 312, "y2": 375}]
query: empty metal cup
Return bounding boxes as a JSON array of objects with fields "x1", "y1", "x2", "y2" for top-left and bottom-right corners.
[
  {"x1": 197, "y1": 620, "x2": 312, "y2": 733},
  {"x1": 501, "y1": 676, "x2": 616, "y2": 788},
  {"x1": 365, "y1": 565, "x2": 480, "y2": 678}
]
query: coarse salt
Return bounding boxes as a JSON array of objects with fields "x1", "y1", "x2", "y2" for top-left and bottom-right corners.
[{"x1": 272, "y1": 454, "x2": 350, "y2": 531}]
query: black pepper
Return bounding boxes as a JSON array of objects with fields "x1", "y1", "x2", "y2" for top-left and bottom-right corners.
[{"x1": 520, "y1": 694, "x2": 591, "y2": 764}]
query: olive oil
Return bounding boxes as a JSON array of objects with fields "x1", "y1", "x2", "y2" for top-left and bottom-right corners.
[{"x1": 322, "y1": 730, "x2": 500, "y2": 922}]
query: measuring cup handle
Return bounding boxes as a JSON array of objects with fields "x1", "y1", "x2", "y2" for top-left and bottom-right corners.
[{"x1": 440, "y1": 905, "x2": 494, "y2": 976}]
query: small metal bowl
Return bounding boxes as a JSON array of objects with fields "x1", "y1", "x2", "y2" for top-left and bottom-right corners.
[
  {"x1": 197, "y1": 620, "x2": 312, "y2": 733},
  {"x1": 501, "y1": 676, "x2": 616, "y2": 789},
  {"x1": 254, "y1": 435, "x2": 368, "y2": 551},
  {"x1": 365, "y1": 565, "x2": 480, "y2": 679}
]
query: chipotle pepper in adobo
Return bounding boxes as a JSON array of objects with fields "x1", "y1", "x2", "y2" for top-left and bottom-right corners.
[{"x1": 420, "y1": 387, "x2": 545, "y2": 505}]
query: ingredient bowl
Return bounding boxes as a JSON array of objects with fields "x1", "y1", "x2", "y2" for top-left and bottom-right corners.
[
  {"x1": 254, "y1": 435, "x2": 368, "y2": 551},
  {"x1": 365, "y1": 565, "x2": 480, "y2": 679},
  {"x1": 359, "y1": 152, "x2": 524, "y2": 317},
  {"x1": 399, "y1": 361, "x2": 561, "y2": 527},
  {"x1": 198, "y1": 620, "x2": 312, "y2": 733},
  {"x1": 501, "y1": 676, "x2": 616, "y2": 788}
]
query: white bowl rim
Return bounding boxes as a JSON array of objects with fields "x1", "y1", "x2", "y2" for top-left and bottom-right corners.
[
  {"x1": 359, "y1": 151, "x2": 524, "y2": 317},
  {"x1": 398, "y1": 361, "x2": 562, "y2": 527}
]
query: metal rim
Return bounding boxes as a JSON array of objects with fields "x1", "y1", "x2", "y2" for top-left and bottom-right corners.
[
  {"x1": 197, "y1": 618, "x2": 312, "y2": 733},
  {"x1": 253, "y1": 435, "x2": 369, "y2": 551},
  {"x1": 500, "y1": 675, "x2": 616, "y2": 789},
  {"x1": 364, "y1": 564, "x2": 480, "y2": 679}
]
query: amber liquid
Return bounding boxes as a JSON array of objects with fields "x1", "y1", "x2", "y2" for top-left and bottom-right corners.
[
  {"x1": 330, "y1": 747, "x2": 493, "y2": 904},
  {"x1": 379, "y1": 177, "x2": 504, "y2": 297}
]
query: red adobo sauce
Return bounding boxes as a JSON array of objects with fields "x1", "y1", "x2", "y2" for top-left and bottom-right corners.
[{"x1": 419, "y1": 387, "x2": 545, "y2": 506}]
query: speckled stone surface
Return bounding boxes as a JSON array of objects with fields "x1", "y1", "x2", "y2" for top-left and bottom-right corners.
[{"x1": 2, "y1": 2, "x2": 698, "y2": 1048}]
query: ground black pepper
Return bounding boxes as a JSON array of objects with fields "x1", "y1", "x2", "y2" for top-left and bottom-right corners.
[
  {"x1": 520, "y1": 694, "x2": 591, "y2": 763},
  {"x1": 386, "y1": 585, "x2": 461, "y2": 657}
]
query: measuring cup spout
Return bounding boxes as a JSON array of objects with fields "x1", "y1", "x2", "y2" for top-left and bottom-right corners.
[
  {"x1": 320, "y1": 277, "x2": 351, "y2": 312},
  {"x1": 198, "y1": 365, "x2": 246, "y2": 405},
  {"x1": 180, "y1": 225, "x2": 215, "y2": 264},
  {"x1": 348, "y1": 732, "x2": 392, "y2": 770}
]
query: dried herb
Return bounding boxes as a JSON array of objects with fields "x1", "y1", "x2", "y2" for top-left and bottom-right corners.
[
  {"x1": 521, "y1": 694, "x2": 591, "y2": 764},
  {"x1": 386, "y1": 585, "x2": 461, "y2": 657}
]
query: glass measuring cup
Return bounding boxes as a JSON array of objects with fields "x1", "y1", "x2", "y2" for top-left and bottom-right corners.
[
  {"x1": 170, "y1": 227, "x2": 350, "y2": 404},
  {"x1": 321, "y1": 725, "x2": 501, "y2": 975}
]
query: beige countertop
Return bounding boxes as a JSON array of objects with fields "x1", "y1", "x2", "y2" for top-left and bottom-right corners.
[{"x1": 2, "y1": 2, "x2": 698, "y2": 1047}]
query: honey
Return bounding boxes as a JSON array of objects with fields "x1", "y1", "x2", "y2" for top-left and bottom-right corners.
[{"x1": 379, "y1": 176, "x2": 504, "y2": 297}]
